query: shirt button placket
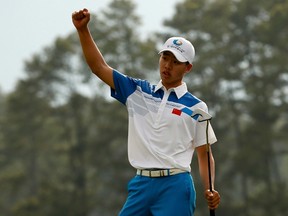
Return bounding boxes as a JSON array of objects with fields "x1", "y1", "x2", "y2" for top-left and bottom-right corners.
[{"x1": 155, "y1": 91, "x2": 170, "y2": 126}]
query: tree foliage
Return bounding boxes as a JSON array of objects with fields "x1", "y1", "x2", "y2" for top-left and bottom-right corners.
[
  {"x1": 162, "y1": 0, "x2": 288, "y2": 215},
  {"x1": 0, "y1": 0, "x2": 287, "y2": 215}
]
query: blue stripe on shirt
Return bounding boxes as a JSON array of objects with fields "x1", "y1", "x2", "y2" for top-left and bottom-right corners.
[{"x1": 111, "y1": 70, "x2": 201, "y2": 112}]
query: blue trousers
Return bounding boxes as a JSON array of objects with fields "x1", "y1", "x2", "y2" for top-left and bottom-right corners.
[{"x1": 119, "y1": 173, "x2": 196, "y2": 216}]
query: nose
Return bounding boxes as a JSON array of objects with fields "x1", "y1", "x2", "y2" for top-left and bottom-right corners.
[{"x1": 164, "y1": 59, "x2": 173, "y2": 69}]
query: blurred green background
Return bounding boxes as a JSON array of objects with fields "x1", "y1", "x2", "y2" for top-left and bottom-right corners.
[{"x1": 0, "y1": 0, "x2": 287, "y2": 215}]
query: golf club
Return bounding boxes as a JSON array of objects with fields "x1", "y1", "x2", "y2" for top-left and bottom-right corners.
[{"x1": 191, "y1": 108, "x2": 215, "y2": 216}]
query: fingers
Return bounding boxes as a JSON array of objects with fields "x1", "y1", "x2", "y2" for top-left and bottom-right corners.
[
  {"x1": 205, "y1": 189, "x2": 220, "y2": 210},
  {"x1": 72, "y1": 8, "x2": 89, "y2": 21},
  {"x1": 72, "y1": 8, "x2": 90, "y2": 30}
]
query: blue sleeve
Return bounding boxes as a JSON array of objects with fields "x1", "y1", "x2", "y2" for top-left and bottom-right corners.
[{"x1": 111, "y1": 70, "x2": 138, "y2": 105}]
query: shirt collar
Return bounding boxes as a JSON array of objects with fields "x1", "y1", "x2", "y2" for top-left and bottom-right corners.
[{"x1": 154, "y1": 80, "x2": 188, "y2": 99}]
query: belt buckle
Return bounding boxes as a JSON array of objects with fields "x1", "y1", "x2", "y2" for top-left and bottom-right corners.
[
  {"x1": 151, "y1": 170, "x2": 160, "y2": 177},
  {"x1": 137, "y1": 169, "x2": 173, "y2": 177},
  {"x1": 148, "y1": 170, "x2": 163, "y2": 177}
]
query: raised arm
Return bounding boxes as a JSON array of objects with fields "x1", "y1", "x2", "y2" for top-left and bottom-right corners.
[{"x1": 72, "y1": 8, "x2": 115, "y2": 89}]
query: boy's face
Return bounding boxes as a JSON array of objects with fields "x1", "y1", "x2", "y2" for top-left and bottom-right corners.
[{"x1": 159, "y1": 51, "x2": 192, "y2": 89}]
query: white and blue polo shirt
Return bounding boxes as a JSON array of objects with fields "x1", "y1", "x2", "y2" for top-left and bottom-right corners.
[{"x1": 111, "y1": 70, "x2": 217, "y2": 172}]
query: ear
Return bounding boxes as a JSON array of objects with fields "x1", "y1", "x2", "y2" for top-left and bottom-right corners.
[{"x1": 186, "y1": 63, "x2": 193, "y2": 73}]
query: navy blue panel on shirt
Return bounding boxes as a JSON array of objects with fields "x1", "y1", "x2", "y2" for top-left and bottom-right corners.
[
  {"x1": 111, "y1": 70, "x2": 201, "y2": 110},
  {"x1": 112, "y1": 70, "x2": 163, "y2": 104},
  {"x1": 111, "y1": 70, "x2": 137, "y2": 105},
  {"x1": 168, "y1": 91, "x2": 201, "y2": 107}
]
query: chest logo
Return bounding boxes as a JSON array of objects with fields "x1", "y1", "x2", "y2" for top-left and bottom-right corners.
[
  {"x1": 172, "y1": 108, "x2": 182, "y2": 116},
  {"x1": 172, "y1": 107, "x2": 198, "y2": 120}
]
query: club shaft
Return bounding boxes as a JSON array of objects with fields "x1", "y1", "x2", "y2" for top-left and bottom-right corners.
[
  {"x1": 206, "y1": 120, "x2": 216, "y2": 216},
  {"x1": 210, "y1": 209, "x2": 215, "y2": 216},
  {"x1": 206, "y1": 120, "x2": 213, "y2": 191}
]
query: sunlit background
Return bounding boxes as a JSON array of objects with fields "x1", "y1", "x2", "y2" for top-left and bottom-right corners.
[
  {"x1": 0, "y1": 0, "x2": 178, "y2": 93},
  {"x1": 0, "y1": 0, "x2": 287, "y2": 215}
]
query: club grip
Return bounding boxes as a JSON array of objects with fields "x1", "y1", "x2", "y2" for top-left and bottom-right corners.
[{"x1": 210, "y1": 209, "x2": 215, "y2": 216}]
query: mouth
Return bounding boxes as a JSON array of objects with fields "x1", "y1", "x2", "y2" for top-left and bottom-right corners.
[{"x1": 162, "y1": 70, "x2": 170, "y2": 79}]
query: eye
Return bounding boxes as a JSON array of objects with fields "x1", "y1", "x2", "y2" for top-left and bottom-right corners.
[{"x1": 162, "y1": 55, "x2": 168, "y2": 61}]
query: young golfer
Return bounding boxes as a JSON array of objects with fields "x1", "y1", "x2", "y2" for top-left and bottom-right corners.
[{"x1": 72, "y1": 8, "x2": 220, "y2": 216}]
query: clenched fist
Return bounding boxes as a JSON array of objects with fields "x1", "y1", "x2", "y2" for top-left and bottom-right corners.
[{"x1": 72, "y1": 8, "x2": 90, "y2": 30}]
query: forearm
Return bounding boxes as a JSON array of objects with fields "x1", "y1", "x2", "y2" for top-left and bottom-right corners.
[
  {"x1": 76, "y1": 27, "x2": 114, "y2": 88},
  {"x1": 195, "y1": 135, "x2": 220, "y2": 209},
  {"x1": 199, "y1": 148, "x2": 221, "y2": 210},
  {"x1": 197, "y1": 145, "x2": 215, "y2": 191}
]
